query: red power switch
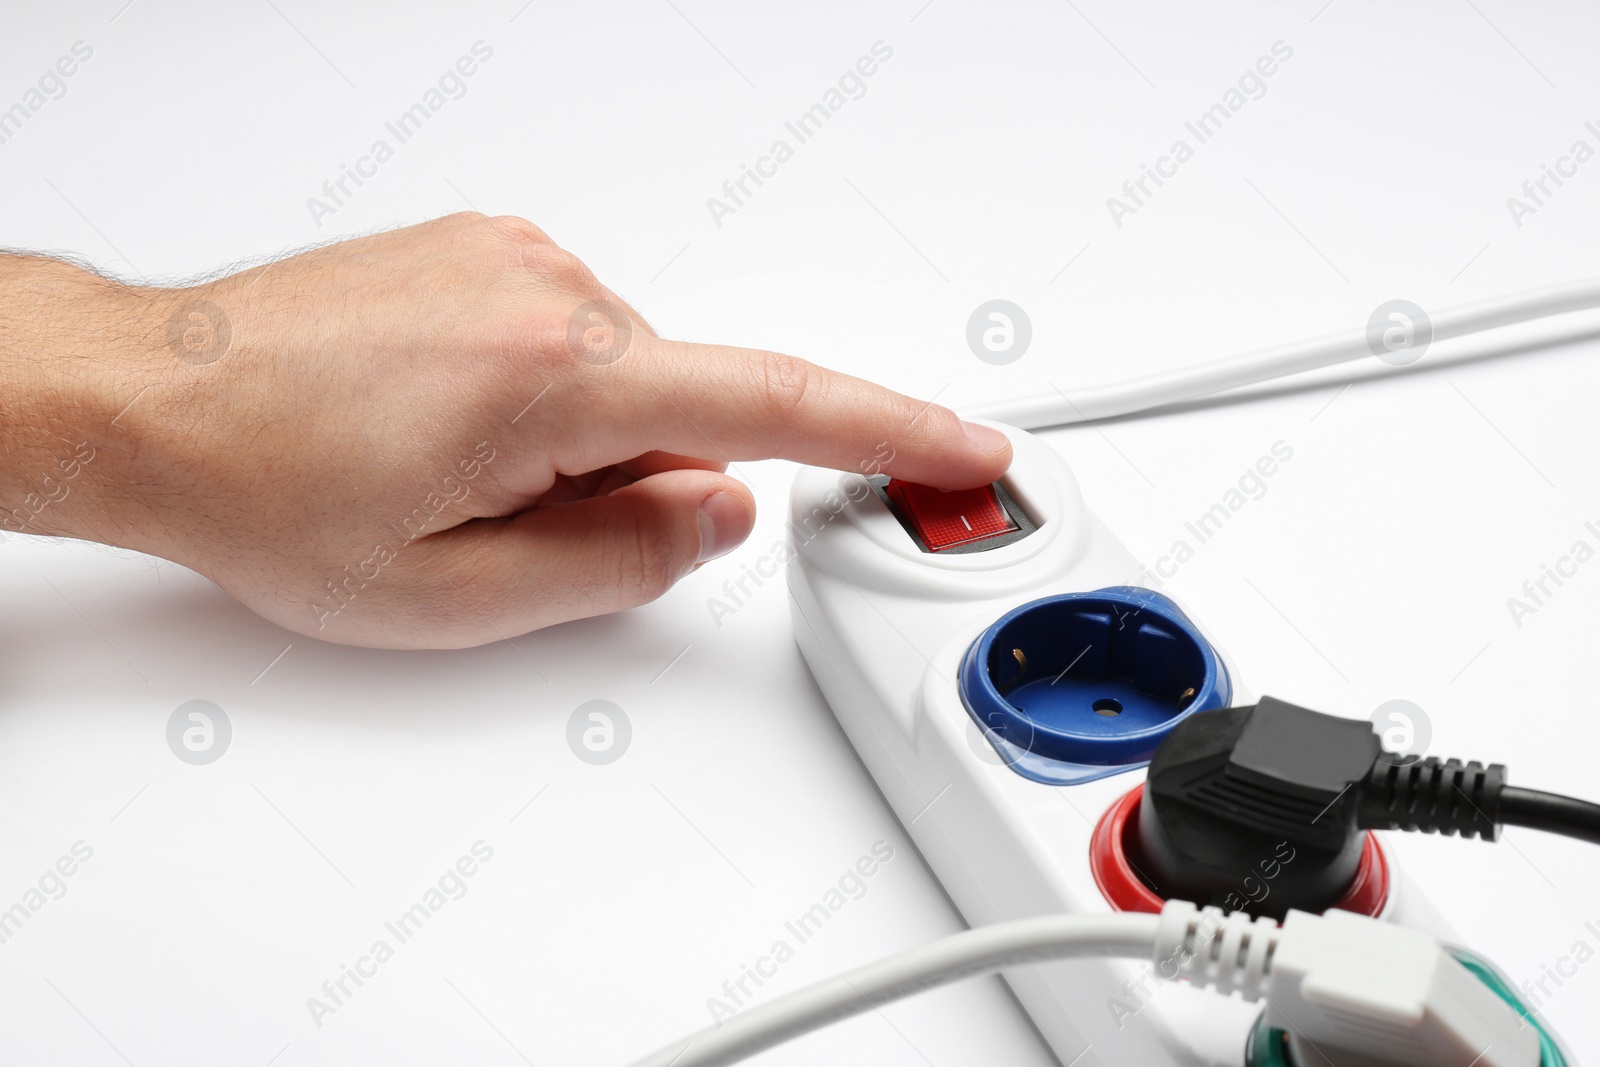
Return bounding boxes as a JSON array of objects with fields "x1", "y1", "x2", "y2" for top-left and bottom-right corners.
[{"x1": 883, "y1": 480, "x2": 1020, "y2": 552}]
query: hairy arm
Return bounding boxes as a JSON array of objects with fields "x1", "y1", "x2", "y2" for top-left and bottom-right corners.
[{"x1": 0, "y1": 215, "x2": 1011, "y2": 648}]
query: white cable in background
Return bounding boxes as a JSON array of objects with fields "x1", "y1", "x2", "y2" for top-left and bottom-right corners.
[
  {"x1": 966, "y1": 278, "x2": 1600, "y2": 429},
  {"x1": 624, "y1": 912, "x2": 1160, "y2": 1067}
]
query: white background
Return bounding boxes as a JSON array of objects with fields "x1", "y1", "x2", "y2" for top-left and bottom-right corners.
[{"x1": 3, "y1": 1, "x2": 1600, "y2": 1064}]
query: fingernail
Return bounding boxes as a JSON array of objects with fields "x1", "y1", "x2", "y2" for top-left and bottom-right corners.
[
  {"x1": 961, "y1": 420, "x2": 1010, "y2": 453},
  {"x1": 697, "y1": 491, "x2": 750, "y2": 563}
]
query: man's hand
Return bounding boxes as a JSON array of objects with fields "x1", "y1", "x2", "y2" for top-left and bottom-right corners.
[{"x1": 0, "y1": 213, "x2": 1011, "y2": 648}]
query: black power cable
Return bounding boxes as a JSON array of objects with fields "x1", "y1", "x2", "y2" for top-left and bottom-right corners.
[
  {"x1": 1498, "y1": 785, "x2": 1600, "y2": 847},
  {"x1": 1357, "y1": 754, "x2": 1504, "y2": 839},
  {"x1": 1355, "y1": 752, "x2": 1600, "y2": 846},
  {"x1": 1136, "y1": 697, "x2": 1600, "y2": 919}
]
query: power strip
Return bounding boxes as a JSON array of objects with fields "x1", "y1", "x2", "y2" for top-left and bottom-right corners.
[
  {"x1": 784, "y1": 423, "x2": 1482, "y2": 1065},
  {"x1": 629, "y1": 279, "x2": 1600, "y2": 1066}
]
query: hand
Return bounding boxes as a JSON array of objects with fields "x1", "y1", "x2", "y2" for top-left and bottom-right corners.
[{"x1": 0, "y1": 213, "x2": 1012, "y2": 648}]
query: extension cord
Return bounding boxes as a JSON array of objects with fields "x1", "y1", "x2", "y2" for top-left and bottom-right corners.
[
  {"x1": 781, "y1": 423, "x2": 1539, "y2": 1065},
  {"x1": 771, "y1": 280, "x2": 1600, "y2": 1063},
  {"x1": 633, "y1": 280, "x2": 1600, "y2": 1066}
]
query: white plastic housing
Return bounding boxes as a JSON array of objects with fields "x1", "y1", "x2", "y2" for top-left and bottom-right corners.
[{"x1": 785, "y1": 424, "x2": 1444, "y2": 1066}]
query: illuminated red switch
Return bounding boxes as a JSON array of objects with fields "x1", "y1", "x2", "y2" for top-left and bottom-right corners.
[{"x1": 884, "y1": 480, "x2": 1019, "y2": 552}]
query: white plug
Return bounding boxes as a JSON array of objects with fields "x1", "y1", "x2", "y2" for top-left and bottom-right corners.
[{"x1": 1155, "y1": 901, "x2": 1539, "y2": 1067}]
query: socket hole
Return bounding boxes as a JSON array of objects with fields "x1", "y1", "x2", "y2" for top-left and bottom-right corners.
[{"x1": 1093, "y1": 698, "x2": 1123, "y2": 717}]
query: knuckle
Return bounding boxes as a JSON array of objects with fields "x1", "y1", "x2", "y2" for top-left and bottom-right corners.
[
  {"x1": 920, "y1": 398, "x2": 963, "y2": 438},
  {"x1": 475, "y1": 217, "x2": 598, "y2": 290},
  {"x1": 612, "y1": 510, "x2": 682, "y2": 605},
  {"x1": 758, "y1": 351, "x2": 815, "y2": 422},
  {"x1": 505, "y1": 242, "x2": 605, "y2": 300},
  {"x1": 482, "y1": 213, "x2": 550, "y2": 246},
  {"x1": 530, "y1": 245, "x2": 599, "y2": 288},
  {"x1": 462, "y1": 214, "x2": 608, "y2": 305}
]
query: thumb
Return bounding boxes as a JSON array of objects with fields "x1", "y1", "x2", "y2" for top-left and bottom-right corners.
[{"x1": 429, "y1": 468, "x2": 756, "y2": 638}]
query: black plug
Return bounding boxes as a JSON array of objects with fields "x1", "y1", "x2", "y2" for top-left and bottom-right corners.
[
  {"x1": 1136, "y1": 697, "x2": 1382, "y2": 918},
  {"x1": 1135, "y1": 695, "x2": 1589, "y2": 918}
]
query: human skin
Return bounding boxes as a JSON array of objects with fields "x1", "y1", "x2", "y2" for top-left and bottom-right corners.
[{"x1": 0, "y1": 213, "x2": 1011, "y2": 649}]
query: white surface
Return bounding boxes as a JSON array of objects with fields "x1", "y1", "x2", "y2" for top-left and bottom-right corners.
[{"x1": 2, "y1": 1, "x2": 1599, "y2": 1065}]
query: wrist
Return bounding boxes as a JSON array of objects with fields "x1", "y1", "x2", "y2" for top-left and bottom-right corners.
[{"x1": 0, "y1": 254, "x2": 164, "y2": 543}]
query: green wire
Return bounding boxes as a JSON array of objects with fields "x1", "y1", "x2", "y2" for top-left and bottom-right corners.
[
  {"x1": 1450, "y1": 948, "x2": 1568, "y2": 1067},
  {"x1": 1244, "y1": 948, "x2": 1567, "y2": 1067},
  {"x1": 1244, "y1": 1020, "x2": 1293, "y2": 1067}
]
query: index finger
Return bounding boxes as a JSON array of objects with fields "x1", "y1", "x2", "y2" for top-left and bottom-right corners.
[{"x1": 593, "y1": 338, "x2": 1013, "y2": 489}]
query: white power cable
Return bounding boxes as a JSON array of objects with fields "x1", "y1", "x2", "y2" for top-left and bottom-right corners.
[
  {"x1": 626, "y1": 902, "x2": 1541, "y2": 1067},
  {"x1": 625, "y1": 911, "x2": 1161, "y2": 1067},
  {"x1": 966, "y1": 278, "x2": 1600, "y2": 429}
]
